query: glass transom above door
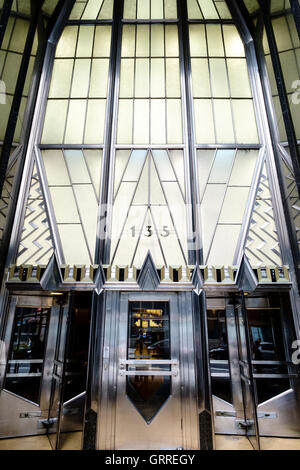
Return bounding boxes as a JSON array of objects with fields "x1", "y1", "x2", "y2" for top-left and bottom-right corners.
[{"x1": 110, "y1": 149, "x2": 188, "y2": 267}]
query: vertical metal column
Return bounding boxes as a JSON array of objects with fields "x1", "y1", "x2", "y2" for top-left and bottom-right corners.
[{"x1": 83, "y1": 0, "x2": 124, "y2": 449}]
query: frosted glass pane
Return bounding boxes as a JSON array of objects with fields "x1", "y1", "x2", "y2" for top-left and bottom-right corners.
[
  {"x1": 149, "y1": 158, "x2": 165, "y2": 204},
  {"x1": 215, "y1": 2, "x2": 232, "y2": 19},
  {"x1": 2, "y1": 17, "x2": 14, "y2": 50},
  {"x1": 210, "y1": 59, "x2": 229, "y2": 97},
  {"x1": 13, "y1": 97, "x2": 26, "y2": 143},
  {"x1": 123, "y1": 150, "x2": 147, "y2": 181},
  {"x1": 89, "y1": 58, "x2": 109, "y2": 98},
  {"x1": 42, "y1": 100, "x2": 68, "y2": 144},
  {"x1": 152, "y1": 150, "x2": 176, "y2": 180},
  {"x1": 151, "y1": 0, "x2": 164, "y2": 18},
  {"x1": 187, "y1": 0, "x2": 203, "y2": 19},
  {"x1": 64, "y1": 100, "x2": 87, "y2": 144},
  {"x1": 70, "y1": 3, "x2": 85, "y2": 19},
  {"x1": 165, "y1": 25, "x2": 179, "y2": 57},
  {"x1": 289, "y1": 94, "x2": 300, "y2": 140},
  {"x1": 151, "y1": 24, "x2": 164, "y2": 57},
  {"x1": 49, "y1": 59, "x2": 73, "y2": 98},
  {"x1": 50, "y1": 187, "x2": 80, "y2": 223},
  {"x1": 165, "y1": 0, "x2": 177, "y2": 18},
  {"x1": 10, "y1": 19, "x2": 29, "y2": 53},
  {"x1": 223, "y1": 25, "x2": 245, "y2": 57},
  {"x1": 84, "y1": 149, "x2": 102, "y2": 198},
  {"x1": 64, "y1": 150, "x2": 90, "y2": 183},
  {"x1": 287, "y1": 14, "x2": 300, "y2": 48},
  {"x1": 124, "y1": 0, "x2": 137, "y2": 18},
  {"x1": 198, "y1": 0, "x2": 219, "y2": 19},
  {"x1": 98, "y1": 0, "x2": 114, "y2": 19},
  {"x1": 194, "y1": 99, "x2": 215, "y2": 144},
  {"x1": 219, "y1": 187, "x2": 250, "y2": 224},
  {"x1": 136, "y1": 25, "x2": 150, "y2": 56},
  {"x1": 135, "y1": 59, "x2": 149, "y2": 97},
  {"x1": 76, "y1": 26, "x2": 94, "y2": 57},
  {"x1": 273, "y1": 95, "x2": 286, "y2": 141},
  {"x1": 162, "y1": 181, "x2": 186, "y2": 243},
  {"x1": 232, "y1": 99, "x2": 259, "y2": 143},
  {"x1": 166, "y1": 59, "x2": 181, "y2": 97},
  {"x1": 227, "y1": 58, "x2": 252, "y2": 97},
  {"x1": 2, "y1": 52, "x2": 22, "y2": 94},
  {"x1": 120, "y1": 59, "x2": 135, "y2": 97},
  {"x1": 82, "y1": 0, "x2": 104, "y2": 19},
  {"x1": 73, "y1": 184, "x2": 98, "y2": 257},
  {"x1": 56, "y1": 26, "x2": 78, "y2": 58},
  {"x1": 189, "y1": 25, "x2": 207, "y2": 56},
  {"x1": 94, "y1": 26, "x2": 112, "y2": 57},
  {"x1": 71, "y1": 59, "x2": 91, "y2": 98},
  {"x1": 201, "y1": 184, "x2": 227, "y2": 258},
  {"x1": 112, "y1": 206, "x2": 147, "y2": 265},
  {"x1": 111, "y1": 182, "x2": 136, "y2": 242},
  {"x1": 272, "y1": 17, "x2": 292, "y2": 52},
  {"x1": 137, "y1": 0, "x2": 150, "y2": 18},
  {"x1": 214, "y1": 99, "x2": 235, "y2": 143},
  {"x1": 151, "y1": 206, "x2": 186, "y2": 265},
  {"x1": 206, "y1": 25, "x2": 224, "y2": 57},
  {"x1": 84, "y1": 99, "x2": 106, "y2": 144},
  {"x1": 151, "y1": 59, "x2": 165, "y2": 97},
  {"x1": 114, "y1": 150, "x2": 131, "y2": 196},
  {"x1": 279, "y1": 51, "x2": 298, "y2": 93},
  {"x1": 229, "y1": 149, "x2": 258, "y2": 186},
  {"x1": 265, "y1": 55, "x2": 277, "y2": 95},
  {"x1": 58, "y1": 225, "x2": 91, "y2": 265},
  {"x1": 134, "y1": 99, "x2": 149, "y2": 143},
  {"x1": 169, "y1": 150, "x2": 185, "y2": 193},
  {"x1": 197, "y1": 149, "x2": 216, "y2": 201},
  {"x1": 122, "y1": 25, "x2": 136, "y2": 57},
  {"x1": 151, "y1": 99, "x2": 166, "y2": 144},
  {"x1": 42, "y1": 150, "x2": 70, "y2": 186},
  {"x1": 209, "y1": 149, "x2": 235, "y2": 183},
  {"x1": 0, "y1": 51, "x2": 5, "y2": 76},
  {"x1": 0, "y1": 103, "x2": 10, "y2": 141},
  {"x1": 191, "y1": 59, "x2": 211, "y2": 97},
  {"x1": 117, "y1": 99, "x2": 133, "y2": 144},
  {"x1": 167, "y1": 99, "x2": 182, "y2": 143},
  {"x1": 207, "y1": 225, "x2": 241, "y2": 265}
]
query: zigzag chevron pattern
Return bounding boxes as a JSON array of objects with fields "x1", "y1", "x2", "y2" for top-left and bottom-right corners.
[
  {"x1": 0, "y1": 160, "x2": 17, "y2": 246},
  {"x1": 245, "y1": 163, "x2": 282, "y2": 266},
  {"x1": 282, "y1": 160, "x2": 300, "y2": 254},
  {"x1": 17, "y1": 165, "x2": 53, "y2": 265}
]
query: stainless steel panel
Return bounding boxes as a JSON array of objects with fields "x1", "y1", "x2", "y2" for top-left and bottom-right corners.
[
  {"x1": 258, "y1": 389, "x2": 300, "y2": 437},
  {"x1": 97, "y1": 291, "x2": 199, "y2": 450}
]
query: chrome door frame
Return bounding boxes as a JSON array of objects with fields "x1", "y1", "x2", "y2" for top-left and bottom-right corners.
[
  {"x1": 0, "y1": 292, "x2": 66, "y2": 438},
  {"x1": 97, "y1": 290, "x2": 199, "y2": 450}
]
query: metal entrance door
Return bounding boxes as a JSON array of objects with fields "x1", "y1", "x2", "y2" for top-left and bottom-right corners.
[
  {"x1": 235, "y1": 299, "x2": 260, "y2": 450},
  {"x1": 98, "y1": 291, "x2": 199, "y2": 450},
  {"x1": 0, "y1": 294, "x2": 67, "y2": 438},
  {"x1": 209, "y1": 293, "x2": 300, "y2": 444}
]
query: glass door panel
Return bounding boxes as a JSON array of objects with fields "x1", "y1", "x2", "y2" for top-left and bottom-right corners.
[{"x1": 4, "y1": 307, "x2": 50, "y2": 404}]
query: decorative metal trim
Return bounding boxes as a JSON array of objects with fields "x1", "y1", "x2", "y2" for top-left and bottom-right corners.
[
  {"x1": 136, "y1": 251, "x2": 161, "y2": 291},
  {"x1": 6, "y1": 263, "x2": 291, "y2": 291}
]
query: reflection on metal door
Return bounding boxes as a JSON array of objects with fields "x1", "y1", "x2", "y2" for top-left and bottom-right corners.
[
  {"x1": 235, "y1": 299, "x2": 260, "y2": 450},
  {"x1": 98, "y1": 292, "x2": 199, "y2": 450},
  {"x1": 0, "y1": 295, "x2": 60, "y2": 438}
]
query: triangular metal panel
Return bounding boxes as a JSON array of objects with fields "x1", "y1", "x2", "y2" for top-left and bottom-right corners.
[
  {"x1": 94, "y1": 264, "x2": 106, "y2": 295},
  {"x1": 40, "y1": 251, "x2": 63, "y2": 291},
  {"x1": 192, "y1": 264, "x2": 204, "y2": 296},
  {"x1": 137, "y1": 251, "x2": 161, "y2": 291},
  {"x1": 235, "y1": 254, "x2": 258, "y2": 293}
]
